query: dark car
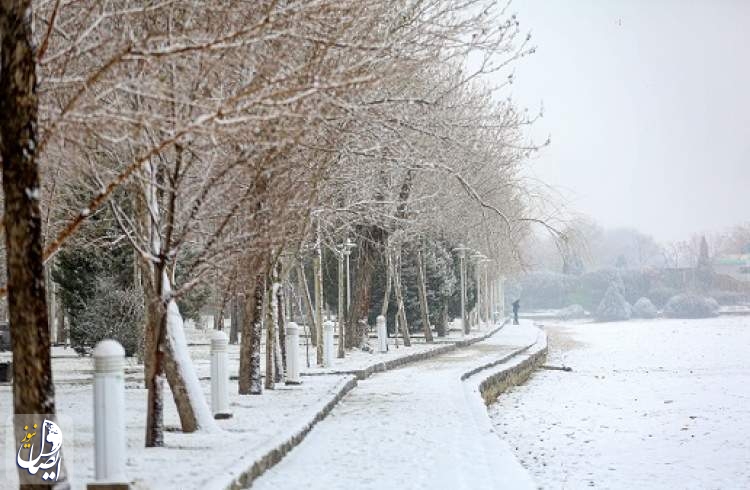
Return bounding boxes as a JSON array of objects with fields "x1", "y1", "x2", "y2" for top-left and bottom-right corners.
[{"x1": 0, "y1": 322, "x2": 10, "y2": 351}]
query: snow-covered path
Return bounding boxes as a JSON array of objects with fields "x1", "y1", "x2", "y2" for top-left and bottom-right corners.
[
  {"x1": 490, "y1": 316, "x2": 750, "y2": 490},
  {"x1": 252, "y1": 324, "x2": 541, "y2": 490}
]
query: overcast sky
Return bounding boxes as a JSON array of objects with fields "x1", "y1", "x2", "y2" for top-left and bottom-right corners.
[{"x1": 507, "y1": 0, "x2": 750, "y2": 242}]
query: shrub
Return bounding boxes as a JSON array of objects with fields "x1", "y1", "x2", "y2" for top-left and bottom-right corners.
[
  {"x1": 632, "y1": 297, "x2": 658, "y2": 319},
  {"x1": 708, "y1": 290, "x2": 750, "y2": 306},
  {"x1": 577, "y1": 269, "x2": 625, "y2": 310},
  {"x1": 595, "y1": 284, "x2": 632, "y2": 322},
  {"x1": 557, "y1": 304, "x2": 586, "y2": 320},
  {"x1": 71, "y1": 278, "x2": 144, "y2": 356},
  {"x1": 663, "y1": 293, "x2": 719, "y2": 319},
  {"x1": 648, "y1": 286, "x2": 678, "y2": 309},
  {"x1": 617, "y1": 269, "x2": 652, "y2": 304}
]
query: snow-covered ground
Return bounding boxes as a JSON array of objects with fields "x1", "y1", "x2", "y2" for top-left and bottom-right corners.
[
  {"x1": 252, "y1": 323, "x2": 541, "y2": 490},
  {"x1": 0, "y1": 322, "x2": 500, "y2": 489},
  {"x1": 489, "y1": 316, "x2": 750, "y2": 489}
]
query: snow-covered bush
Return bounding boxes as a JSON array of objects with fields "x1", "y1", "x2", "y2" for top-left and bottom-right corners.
[
  {"x1": 617, "y1": 269, "x2": 652, "y2": 304},
  {"x1": 71, "y1": 278, "x2": 144, "y2": 356},
  {"x1": 648, "y1": 286, "x2": 678, "y2": 309},
  {"x1": 595, "y1": 284, "x2": 632, "y2": 322},
  {"x1": 632, "y1": 297, "x2": 658, "y2": 319},
  {"x1": 663, "y1": 293, "x2": 720, "y2": 319},
  {"x1": 576, "y1": 269, "x2": 625, "y2": 310},
  {"x1": 557, "y1": 304, "x2": 586, "y2": 320}
]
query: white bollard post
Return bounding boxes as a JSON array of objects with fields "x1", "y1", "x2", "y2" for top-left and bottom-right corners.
[
  {"x1": 93, "y1": 339, "x2": 127, "y2": 485},
  {"x1": 323, "y1": 321, "x2": 334, "y2": 368},
  {"x1": 211, "y1": 330, "x2": 231, "y2": 419},
  {"x1": 285, "y1": 322, "x2": 301, "y2": 384},
  {"x1": 376, "y1": 315, "x2": 388, "y2": 353}
]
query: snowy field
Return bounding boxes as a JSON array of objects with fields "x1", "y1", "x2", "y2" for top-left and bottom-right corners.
[
  {"x1": 490, "y1": 316, "x2": 750, "y2": 489},
  {"x1": 252, "y1": 323, "x2": 540, "y2": 490},
  {"x1": 0, "y1": 322, "x2": 496, "y2": 489}
]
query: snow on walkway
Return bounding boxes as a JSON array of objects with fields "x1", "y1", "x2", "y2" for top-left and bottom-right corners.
[
  {"x1": 252, "y1": 323, "x2": 541, "y2": 490},
  {"x1": 490, "y1": 316, "x2": 750, "y2": 490}
]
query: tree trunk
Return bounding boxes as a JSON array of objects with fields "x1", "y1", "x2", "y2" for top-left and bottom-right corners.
[
  {"x1": 313, "y1": 233, "x2": 324, "y2": 365},
  {"x1": 215, "y1": 293, "x2": 228, "y2": 331},
  {"x1": 337, "y1": 253, "x2": 346, "y2": 358},
  {"x1": 1, "y1": 4, "x2": 63, "y2": 485},
  {"x1": 162, "y1": 292, "x2": 215, "y2": 433},
  {"x1": 265, "y1": 270, "x2": 277, "y2": 390},
  {"x1": 274, "y1": 326, "x2": 283, "y2": 384},
  {"x1": 346, "y1": 225, "x2": 384, "y2": 348},
  {"x1": 392, "y1": 250, "x2": 411, "y2": 347},
  {"x1": 229, "y1": 295, "x2": 238, "y2": 334},
  {"x1": 437, "y1": 302, "x2": 448, "y2": 337},
  {"x1": 145, "y1": 270, "x2": 217, "y2": 445},
  {"x1": 276, "y1": 279, "x2": 287, "y2": 373},
  {"x1": 56, "y1": 302, "x2": 67, "y2": 346},
  {"x1": 271, "y1": 263, "x2": 283, "y2": 383},
  {"x1": 230, "y1": 293, "x2": 242, "y2": 344},
  {"x1": 144, "y1": 267, "x2": 167, "y2": 447},
  {"x1": 239, "y1": 270, "x2": 265, "y2": 395},
  {"x1": 141, "y1": 146, "x2": 216, "y2": 444},
  {"x1": 213, "y1": 305, "x2": 221, "y2": 330},
  {"x1": 381, "y1": 245, "x2": 392, "y2": 320},
  {"x1": 46, "y1": 266, "x2": 57, "y2": 344},
  {"x1": 416, "y1": 250, "x2": 434, "y2": 343},
  {"x1": 297, "y1": 264, "x2": 317, "y2": 346}
]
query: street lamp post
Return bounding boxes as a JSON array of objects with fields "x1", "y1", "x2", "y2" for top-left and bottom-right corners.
[
  {"x1": 472, "y1": 253, "x2": 487, "y2": 329},
  {"x1": 338, "y1": 238, "x2": 355, "y2": 351},
  {"x1": 453, "y1": 244, "x2": 471, "y2": 336},
  {"x1": 482, "y1": 258, "x2": 495, "y2": 325},
  {"x1": 484, "y1": 260, "x2": 494, "y2": 325}
]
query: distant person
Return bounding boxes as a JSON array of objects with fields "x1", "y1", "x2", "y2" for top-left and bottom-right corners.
[{"x1": 512, "y1": 299, "x2": 520, "y2": 325}]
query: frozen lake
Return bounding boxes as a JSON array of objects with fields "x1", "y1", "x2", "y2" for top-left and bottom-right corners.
[{"x1": 490, "y1": 316, "x2": 750, "y2": 489}]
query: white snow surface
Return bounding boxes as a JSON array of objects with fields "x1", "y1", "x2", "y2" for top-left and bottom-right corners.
[
  {"x1": 1, "y1": 368, "x2": 354, "y2": 489},
  {"x1": 252, "y1": 323, "x2": 541, "y2": 490},
  {"x1": 0, "y1": 322, "x2": 509, "y2": 489},
  {"x1": 489, "y1": 316, "x2": 750, "y2": 489}
]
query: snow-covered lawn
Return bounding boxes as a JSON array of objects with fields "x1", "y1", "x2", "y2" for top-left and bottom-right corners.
[
  {"x1": 489, "y1": 316, "x2": 750, "y2": 489},
  {"x1": 253, "y1": 323, "x2": 540, "y2": 490},
  {"x1": 0, "y1": 322, "x2": 499, "y2": 489}
]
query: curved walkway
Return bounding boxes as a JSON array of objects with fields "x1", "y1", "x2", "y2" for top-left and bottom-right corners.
[{"x1": 252, "y1": 323, "x2": 541, "y2": 490}]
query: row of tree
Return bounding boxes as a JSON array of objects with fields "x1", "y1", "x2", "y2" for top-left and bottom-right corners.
[
  {"x1": 1, "y1": 0, "x2": 549, "y2": 467},
  {"x1": 526, "y1": 219, "x2": 750, "y2": 273}
]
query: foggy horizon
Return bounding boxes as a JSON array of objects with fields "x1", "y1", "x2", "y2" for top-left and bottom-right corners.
[{"x1": 508, "y1": 0, "x2": 750, "y2": 243}]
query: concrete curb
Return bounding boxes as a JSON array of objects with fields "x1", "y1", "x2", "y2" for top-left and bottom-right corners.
[
  {"x1": 475, "y1": 330, "x2": 548, "y2": 405},
  {"x1": 458, "y1": 326, "x2": 549, "y2": 490},
  {"x1": 303, "y1": 320, "x2": 508, "y2": 380},
  {"x1": 457, "y1": 326, "x2": 548, "y2": 409},
  {"x1": 221, "y1": 320, "x2": 508, "y2": 489},
  {"x1": 223, "y1": 376, "x2": 358, "y2": 490}
]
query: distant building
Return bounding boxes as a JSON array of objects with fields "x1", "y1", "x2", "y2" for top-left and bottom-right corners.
[{"x1": 713, "y1": 254, "x2": 750, "y2": 282}]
